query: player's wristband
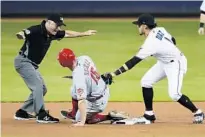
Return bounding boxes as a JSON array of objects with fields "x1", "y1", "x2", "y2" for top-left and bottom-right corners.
[
  {"x1": 113, "y1": 56, "x2": 142, "y2": 76},
  {"x1": 200, "y1": 23, "x2": 204, "y2": 28},
  {"x1": 111, "y1": 72, "x2": 116, "y2": 77},
  {"x1": 113, "y1": 64, "x2": 128, "y2": 76}
]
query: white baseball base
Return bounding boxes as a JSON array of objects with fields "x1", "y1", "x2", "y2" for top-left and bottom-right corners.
[{"x1": 112, "y1": 117, "x2": 152, "y2": 125}]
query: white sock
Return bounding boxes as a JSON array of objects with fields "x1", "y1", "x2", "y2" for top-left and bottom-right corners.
[
  {"x1": 194, "y1": 109, "x2": 202, "y2": 115},
  {"x1": 145, "y1": 111, "x2": 154, "y2": 116}
]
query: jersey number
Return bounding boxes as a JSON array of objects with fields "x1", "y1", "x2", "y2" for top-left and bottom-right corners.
[
  {"x1": 90, "y1": 67, "x2": 100, "y2": 85},
  {"x1": 156, "y1": 30, "x2": 164, "y2": 40}
]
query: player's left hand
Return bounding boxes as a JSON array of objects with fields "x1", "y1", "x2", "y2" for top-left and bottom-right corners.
[
  {"x1": 198, "y1": 27, "x2": 204, "y2": 35},
  {"x1": 72, "y1": 121, "x2": 85, "y2": 127},
  {"x1": 83, "y1": 30, "x2": 97, "y2": 36}
]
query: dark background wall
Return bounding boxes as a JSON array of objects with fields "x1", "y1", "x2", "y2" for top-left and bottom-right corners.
[{"x1": 1, "y1": 1, "x2": 203, "y2": 17}]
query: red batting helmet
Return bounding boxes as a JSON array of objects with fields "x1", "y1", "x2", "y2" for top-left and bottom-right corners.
[{"x1": 57, "y1": 48, "x2": 76, "y2": 68}]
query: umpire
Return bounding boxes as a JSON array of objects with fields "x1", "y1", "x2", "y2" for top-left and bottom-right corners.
[{"x1": 14, "y1": 13, "x2": 96, "y2": 123}]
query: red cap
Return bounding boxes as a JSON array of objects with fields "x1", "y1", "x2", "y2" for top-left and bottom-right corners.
[{"x1": 57, "y1": 48, "x2": 76, "y2": 68}]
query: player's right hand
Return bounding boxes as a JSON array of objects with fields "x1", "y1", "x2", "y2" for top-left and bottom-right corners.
[{"x1": 198, "y1": 27, "x2": 204, "y2": 35}]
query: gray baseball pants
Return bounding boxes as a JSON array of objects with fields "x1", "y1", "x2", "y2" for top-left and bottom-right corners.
[{"x1": 14, "y1": 55, "x2": 47, "y2": 114}]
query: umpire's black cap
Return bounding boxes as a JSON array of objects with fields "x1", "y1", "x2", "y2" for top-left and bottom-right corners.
[
  {"x1": 132, "y1": 14, "x2": 156, "y2": 27},
  {"x1": 47, "y1": 13, "x2": 66, "y2": 26}
]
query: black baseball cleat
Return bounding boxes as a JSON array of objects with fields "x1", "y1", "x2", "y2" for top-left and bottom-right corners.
[
  {"x1": 60, "y1": 110, "x2": 75, "y2": 120},
  {"x1": 14, "y1": 109, "x2": 36, "y2": 120},
  {"x1": 36, "y1": 110, "x2": 59, "y2": 124},
  {"x1": 193, "y1": 111, "x2": 204, "y2": 124},
  {"x1": 143, "y1": 114, "x2": 156, "y2": 122}
]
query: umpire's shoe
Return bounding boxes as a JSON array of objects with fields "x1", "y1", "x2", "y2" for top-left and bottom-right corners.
[
  {"x1": 36, "y1": 110, "x2": 59, "y2": 123},
  {"x1": 134, "y1": 114, "x2": 156, "y2": 124},
  {"x1": 14, "y1": 109, "x2": 35, "y2": 120},
  {"x1": 60, "y1": 110, "x2": 75, "y2": 120},
  {"x1": 193, "y1": 109, "x2": 204, "y2": 124}
]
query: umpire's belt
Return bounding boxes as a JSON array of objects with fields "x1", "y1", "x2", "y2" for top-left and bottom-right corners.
[
  {"x1": 19, "y1": 51, "x2": 27, "y2": 58},
  {"x1": 19, "y1": 51, "x2": 39, "y2": 69}
]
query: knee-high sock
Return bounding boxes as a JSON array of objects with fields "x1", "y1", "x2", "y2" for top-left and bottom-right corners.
[
  {"x1": 177, "y1": 94, "x2": 198, "y2": 113},
  {"x1": 71, "y1": 98, "x2": 78, "y2": 116},
  {"x1": 142, "y1": 87, "x2": 154, "y2": 111}
]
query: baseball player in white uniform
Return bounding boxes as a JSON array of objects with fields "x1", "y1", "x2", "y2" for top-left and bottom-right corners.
[
  {"x1": 57, "y1": 48, "x2": 127, "y2": 126},
  {"x1": 103, "y1": 14, "x2": 204, "y2": 124},
  {"x1": 198, "y1": 0, "x2": 205, "y2": 35}
]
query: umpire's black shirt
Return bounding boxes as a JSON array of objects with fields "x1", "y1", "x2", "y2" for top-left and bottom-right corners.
[{"x1": 19, "y1": 20, "x2": 65, "y2": 65}]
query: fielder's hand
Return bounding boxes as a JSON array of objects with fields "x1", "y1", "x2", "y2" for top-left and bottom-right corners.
[
  {"x1": 83, "y1": 30, "x2": 97, "y2": 36},
  {"x1": 101, "y1": 73, "x2": 113, "y2": 85},
  {"x1": 198, "y1": 27, "x2": 204, "y2": 35}
]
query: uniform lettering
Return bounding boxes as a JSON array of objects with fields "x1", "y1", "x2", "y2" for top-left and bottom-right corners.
[
  {"x1": 83, "y1": 59, "x2": 100, "y2": 85},
  {"x1": 156, "y1": 30, "x2": 164, "y2": 40},
  {"x1": 83, "y1": 59, "x2": 90, "y2": 75},
  {"x1": 90, "y1": 67, "x2": 100, "y2": 85}
]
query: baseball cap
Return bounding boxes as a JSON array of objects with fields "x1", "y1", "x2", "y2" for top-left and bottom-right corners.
[
  {"x1": 47, "y1": 13, "x2": 66, "y2": 26},
  {"x1": 132, "y1": 14, "x2": 156, "y2": 27}
]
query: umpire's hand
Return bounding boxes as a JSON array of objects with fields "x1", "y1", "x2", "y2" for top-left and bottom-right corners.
[
  {"x1": 101, "y1": 73, "x2": 113, "y2": 85},
  {"x1": 83, "y1": 30, "x2": 97, "y2": 36},
  {"x1": 16, "y1": 31, "x2": 25, "y2": 40}
]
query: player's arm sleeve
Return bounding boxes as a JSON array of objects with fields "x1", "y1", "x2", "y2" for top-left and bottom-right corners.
[
  {"x1": 111, "y1": 41, "x2": 156, "y2": 77},
  {"x1": 73, "y1": 68, "x2": 87, "y2": 100},
  {"x1": 111, "y1": 56, "x2": 142, "y2": 76}
]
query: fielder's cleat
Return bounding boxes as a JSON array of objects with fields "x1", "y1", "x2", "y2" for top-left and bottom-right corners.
[
  {"x1": 193, "y1": 112, "x2": 204, "y2": 124},
  {"x1": 60, "y1": 110, "x2": 75, "y2": 120},
  {"x1": 133, "y1": 114, "x2": 156, "y2": 124},
  {"x1": 14, "y1": 109, "x2": 36, "y2": 120},
  {"x1": 36, "y1": 110, "x2": 59, "y2": 124}
]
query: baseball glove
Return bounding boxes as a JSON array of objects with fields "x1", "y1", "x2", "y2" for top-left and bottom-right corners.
[{"x1": 101, "y1": 73, "x2": 113, "y2": 85}]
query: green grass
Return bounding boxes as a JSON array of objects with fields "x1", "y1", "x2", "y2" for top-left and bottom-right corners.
[{"x1": 1, "y1": 18, "x2": 205, "y2": 102}]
